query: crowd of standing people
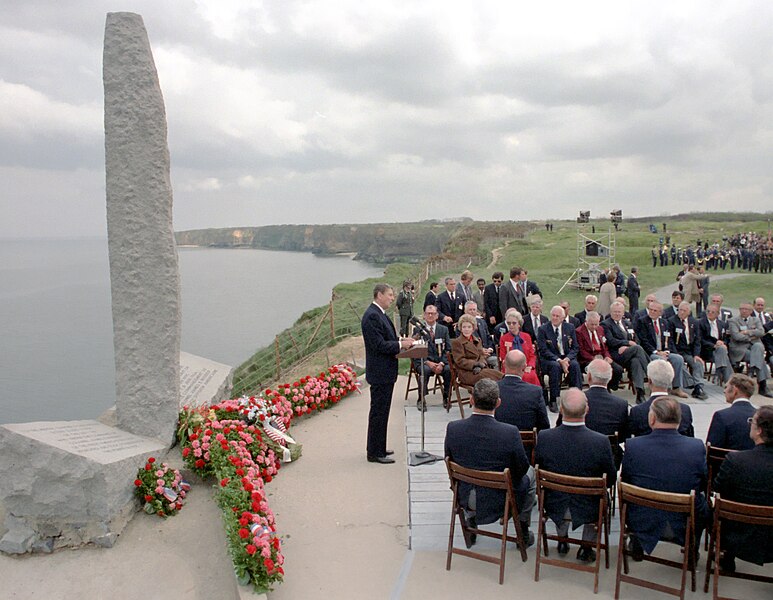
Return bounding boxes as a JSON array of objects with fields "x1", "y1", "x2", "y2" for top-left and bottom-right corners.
[{"x1": 652, "y1": 229, "x2": 773, "y2": 273}]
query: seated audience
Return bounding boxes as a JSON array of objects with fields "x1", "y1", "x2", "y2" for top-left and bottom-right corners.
[
  {"x1": 537, "y1": 305, "x2": 583, "y2": 413},
  {"x1": 451, "y1": 314, "x2": 504, "y2": 386},
  {"x1": 445, "y1": 379, "x2": 535, "y2": 546},
  {"x1": 697, "y1": 304, "x2": 732, "y2": 385},
  {"x1": 411, "y1": 304, "x2": 451, "y2": 412},
  {"x1": 728, "y1": 302, "x2": 771, "y2": 397},
  {"x1": 560, "y1": 300, "x2": 581, "y2": 328},
  {"x1": 535, "y1": 388, "x2": 617, "y2": 562},
  {"x1": 497, "y1": 309, "x2": 540, "y2": 387},
  {"x1": 706, "y1": 373, "x2": 756, "y2": 450},
  {"x1": 667, "y1": 301, "x2": 708, "y2": 400},
  {"x1": 622, "y1": 396, "x2": 709, "y2": 558},
  {"x1": 634, "y1": 301, "x2": 689, "y2": 398},
  {"x1": 496, "y1": 350, "x2": 550, "y2": 431},
  {"x1": 603, "y1": 301, "x2": 648, "y2": 404},
  {"x1": 629, "y1": 360, "x2": 694, "y2": 437},
  {"x1": 713, "y1": 405, "x2": 773, "y2": 572},
  {"x1": 574, "y1": 294, "x2": 598, "y2": 325},
  {"x1": 460, "y1": 300, "x2": 498, "y2": 368},
  {"x1": 663, "y1": 290, "x2": 684, "y2": 321},
  {"x1": 576, "y1": 311, "x2": 624, "y2": 391},
  {"x1": 522, "y1": 296, "x2": 548, "y2": 344}
]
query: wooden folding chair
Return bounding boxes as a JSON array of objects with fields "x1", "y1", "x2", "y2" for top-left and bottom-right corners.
[
  {"x1": 615, "y1": 482, "x2": 697, "y2": 600},
  {"x1": 607, "y1": 432, "x2": 620, "y2": 517},
  {"x1": 445, "y1": 458, "x2": 528, "y2": 584},
  {"x1": 704, "y1": 444, "x2": 734, "y2": 550},
  {"x1": 534, "y1": 468, "x2": 610, "y2": 594},
  {"x1": 404, "y1": 359, "x2": 442, "y2": 401},
  {"x1": 447, "y1": 351, "x2": 471, "y2": 418},
  {"x1": 519, "y1": 428, "x2": 538, "y2": 467},
  {"x1": 704, "y1": 495, "x2": 773, "y2": 600}
]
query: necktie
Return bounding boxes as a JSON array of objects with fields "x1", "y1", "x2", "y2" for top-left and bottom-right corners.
[
  {"x1": 654, "y1": 319, "x2": 661, "y2": 350},
  {"x1": 555, "y1": 327, "x2": 564, "y2": 355},
  {"x1": 521, "y1": 281, "x2": 526, "y2": 296},
  {"x1": 430, "y1": 326, "x2": 434, "y2": 338},
  {"x1": 534, "y1": 316, "x2": 539, "y2": 332},
  {"x1": 683, "y1": 319, "x2": 689, "y2": 343},
  {"x1": 592, "y1": 331, "x2": 600, "y2": 351}
]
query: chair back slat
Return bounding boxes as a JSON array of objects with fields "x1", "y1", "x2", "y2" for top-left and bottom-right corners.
[
  {"x1": 714, "y1": 495, "x2": 773, "y2": 525},
  {"x1": 618, "y1": 481, "x2": 694, "y2": 511},
  {"x1": 536, "y1": 467, "x2": 607, "y2": 495}
]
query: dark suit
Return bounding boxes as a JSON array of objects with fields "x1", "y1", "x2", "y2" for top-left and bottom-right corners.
[
  {"x1": 445, "y1": 414, "x2": 530, "y2": 525},
  {"x1": 361, "y1": 303, "x2": 400, "y2": 457},
  {"x1": 629, "y1": 394, "x2": 694, "y2": 437},
  {"x1": 484, "y1": 282, "x2": 503, "y2": 330},
  {"x1": 496, "y1": 375, "x2": 550, "y2": 431},
  {"x1": 706, "y1": 400, "x2": 755, "y2": 450},
  {"x1": 499, "y1": 279, "x2": 527, "y2": 317},
  {"x1": 697, "y1": 315, "x2": 732, "y2": 383},
  {"x1": 567, "y1": 386, "x2": 629, "y2": 467},
  {"x1": 668, "y1": 314, "x2": 705, "y2": 389},
  {"x1": 601, "y1": 316, "x2": 648, "y2": 392},
  {"x1": 535, "y1": 424, "x2": 617, "y2": 529},
  {"x1": 436, "y1": 289, "x2": 466, "y2": 331},
  {"x1": 713, "y1": 443, "x2": 773, "y2": 565},
  {"x1": 565, "y1": 315, "x2": 582, "y2": 329},
  {"x1": 412, "y1": 322, "x2": 452, "y2": 401},
  {"x1": 574, "y1": 309, "x2": 589, "y2": 325},
  {"x1": 423, "y1": 290, "x2": 437, "y2": 310},
  {"x1": 537, "y1": 321, "x2": 582, "y2": 401},
  {"x1": 522, "y1": 313, "x2": 548, "y2": 345},
  {"x1": 525, "y1": 279, "x2": 542, "y2": 298},
  {"x1": 634, "y1": 315, "x2": 685, "y2": 388},
  {"x1": 622, "y1": 429, "x2": 709, "y2": 554},
  {"x1": 627, "y1": 275, "x2": 641, "y2": 313}
]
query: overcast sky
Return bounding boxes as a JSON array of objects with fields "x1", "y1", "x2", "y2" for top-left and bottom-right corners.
[{"x1": 2, "y1": 1, "x2": 772, "y2": 238}]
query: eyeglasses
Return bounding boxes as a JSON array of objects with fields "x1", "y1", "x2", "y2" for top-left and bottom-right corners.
[{"x1": 747, "y1": 418, "x2": 756, "y2": 426}]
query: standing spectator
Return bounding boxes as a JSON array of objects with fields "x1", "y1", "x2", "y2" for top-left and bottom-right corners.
[
  {"x1": 597, "y1": 267, "x2": 618, "y2": 318},
  {"x1": 395, "y1": 280, "x2": 414, "y2": 336},
  {"x1": 626, "y1": 267, "x2": 640, "y2": 313},
  {"x1": 436, "y1": 276, "x2": 466, "y2": 332},
  {"x1": 484, "y1": 271, "x2": 504, "y2": 333},
  {"x1": 423, "y1": 281, "x2": 439, "y2": 310},
  {"x1": 472, "y1": 277, "x2": 486, "y2": 315}
]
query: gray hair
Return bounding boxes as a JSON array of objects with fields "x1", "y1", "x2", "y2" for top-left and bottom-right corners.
[
  {"x1": 585, "y1": 310, "x2": 601, "y2": 323},
  {"x1": 444, "y1": 276, "x2": 455, "y2": 285},
  {"x1": 587, "y1": 359, "x2": 612, "y2": 385},
  {"x1": 373, "y1": 283, "x2": 393, "y2": 298},
  {"x1": 472, "y1": 379, "x2": 500, "y2": 411},
  {"x1": 504, "y1": 308, "x2": 523, "y2": 325},
  {"x1": 560, "y1": 388, "x2": 587, "y2": 419},
  {"x1": 647, "y1": 359, "x2": 674, "y2": 389}
]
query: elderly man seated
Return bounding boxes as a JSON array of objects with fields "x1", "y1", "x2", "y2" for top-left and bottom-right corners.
[
  {"x1": 622, "y1": 396, "x2": 709, "y2": 560},
  {"x1": 667, "y1": 301, "x2": 708, "y2": 400},
  {"x1": 445, "y1": 379, "x2": 536, "y2": 547},
  {"x1": 537, "y1": 305, "x2": 583, "y2": 413},
  {"x1": 728, "y1": 302, "x2": 771, "y2": 397},
  {"x1": 576, "y1": 310, "x2": 624, "y2": 391},
  {"x1": 697, "y1": 304, "x2": 732, "y2": 385},
  {"x1": 633, "y1": 301, "x2": 689, "y2": 398}
]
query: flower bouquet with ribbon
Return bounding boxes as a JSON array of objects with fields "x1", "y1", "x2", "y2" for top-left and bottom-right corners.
[{"x1": 133, "y1": 456, "x2": 190, "y2": 517}]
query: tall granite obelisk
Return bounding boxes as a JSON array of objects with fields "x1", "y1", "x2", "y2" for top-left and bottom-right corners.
[{"x1": 103, "y1": 12, "x2": 180, "y2": 445}]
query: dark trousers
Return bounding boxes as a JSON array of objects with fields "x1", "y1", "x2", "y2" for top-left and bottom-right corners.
[
  {"x1": 367, "y1": 382, "x2": 395, "y2": 457},
  {"x1": 544, "y1": 358, "x2": 582, "y2": 400}
]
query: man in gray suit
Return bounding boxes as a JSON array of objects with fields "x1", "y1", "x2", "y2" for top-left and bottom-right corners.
[
  {"x1": 500, "y1": 266, "x2": 528, "y2": 318},
  {"x1": 728, "y1": 302, "x2": 771, "y2": 397}
]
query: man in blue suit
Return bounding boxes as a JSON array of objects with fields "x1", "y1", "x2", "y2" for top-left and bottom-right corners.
[
  {"x1": 535, "y1": 388, "x2": 617, "y2": 562},
  {"x1": 435, "y1": 276, "x2": 466, "y2": 334},
  {"x1": 537, "y1": 305, "x2": 583, "y2": 413},
  {"x1": 411, "y1": 304, "x2": 452, "y2": 411},
  {"x1": 629, "y1": 360, "x2": 694, "y2": 437},
  {"x1": 633, "y1": 301, "x2": 689, "y2": 398},
  {"x1": 713, "y1": 405, "x2": 773, "y2": 571},
  {"x1": 361, "y1": 283, "x2": 414, "y2": 464},
  {"x1": 697, "y1": 304, "x2": 732, "y2": 385},
  {"x1": 496, "y1": 350, "x2": 550, "y2": 432},
  {"x1": 667, "y1": 301, "x2": 708, "y2": 400},
  {"x1": 445, "y1": 379, "x2": 535, "y2": 546},
  {"x1": 706, "y1": 373, "x2": 756, "y2": 450},
  {"x1": 622, "y1": 396, "x2": 709, "y2": 558}
]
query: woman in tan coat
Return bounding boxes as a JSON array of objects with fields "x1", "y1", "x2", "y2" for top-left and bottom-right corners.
[
  {"x1": 451, "y1": 314, "x2": 504, "y2": 386},
  {"x1": 597, "y1": 268, "x2": 618, "y2": 318}
]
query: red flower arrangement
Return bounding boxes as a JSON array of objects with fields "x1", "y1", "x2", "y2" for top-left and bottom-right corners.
[
  {"x1": 175, "y1": 364, "x2": 360, "y2": 593},
  {"x1": 133, "y1": 457, "x2": 188, "y2": 517}
]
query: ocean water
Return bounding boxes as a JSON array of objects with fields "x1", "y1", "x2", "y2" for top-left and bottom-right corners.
[{"x1": 0, "y1": 239, "x2": 383, "y2": 424}]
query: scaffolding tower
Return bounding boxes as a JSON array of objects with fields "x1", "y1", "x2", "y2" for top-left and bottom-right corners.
[{"x1": 558, "y1": 224, "x2": 617, "y2": 293}]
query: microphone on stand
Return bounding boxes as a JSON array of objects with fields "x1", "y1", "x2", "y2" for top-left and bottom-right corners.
[{"x1": 409, "y1": 316, "x2": 432, "y2": 339}]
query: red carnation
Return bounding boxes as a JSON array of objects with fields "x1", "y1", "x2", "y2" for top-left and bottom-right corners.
[
  {"x1": 264, "y1": 558, "x2": 275, "y2": 572},
  {"x1": 246, "y1": 544, "x2": 257, "y2": 555},
  {"x1": 144, "y1": 464, "x2": 152, "y2": 471},
  {"x1": 220, "y1": 478, "x2": 230, "y2": 487},
  {"x1": 239, "y1": 517, "x2": 249, "y2": 526},
  {"x1": 243, "y1": 482, "x2": 253, "y2": 492},
  {"x1": 147, "y1": 457, "x2": 156, "y2": 464},
  {"x1": 144, "y1": 494, "x2": 153, "y2": 502},
  {"x1": 182, "y1": 447, "x2": 190, "y2": 458},
  {"x1": 176, "y1": 502, "x2": 183, "y2": 510},
  {"x1": 195, "y1": 459, "x2": 205, "y2": 468},
  {"x1": 265, "y1": 475, "x2": 273, "y2": 483},
  {"x1": 238, "y1": 528, "x2": 250, "y2": 539},
  {"x1": 134, "y1": 479, "x2": 142, "y2": 486}
]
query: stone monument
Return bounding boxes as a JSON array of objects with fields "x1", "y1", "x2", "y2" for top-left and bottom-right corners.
[{"x1": 0, "y1": 13, "x2": 179, "y2": 554}]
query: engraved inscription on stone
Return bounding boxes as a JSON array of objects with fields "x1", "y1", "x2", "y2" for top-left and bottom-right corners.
[
  {"x1": 181, "y1": 365, "x2": 218, "y2": 404},
  {"x1": 179, "y1": 352, "x2": 233, "y2": 408}
]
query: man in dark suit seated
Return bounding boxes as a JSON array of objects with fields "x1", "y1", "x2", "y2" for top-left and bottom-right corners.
[
  {"x1": 559, "y1": 359, "x2": 629, "y2": 467},
  {"x1": 574, "y1": 294, "x2": 598, "y2": 325},
  {"x1": 622, "y1": 396, "x2": 709, "y2": 559},
  {"x1": 495, "y1": 350, "x2": 550, "y2": 432},
  {"x1": 709, "y1": 293, "x2": 734, "y2": 322},
  {"x1": 706, "y1": 373, "x2": 756, "y2": 450},
  {"x1": 445, "y1": 379, "x2": 536, "y2": 546},
  {"x1": 632, "y1": 293, "x2": 657, "y2": 327},
  {"x1": 667, "y1": 301, "x2": 708, "y2": 400},
  {"x1": 361, "y1": 283, "x2": 415, "y2": 464},
  {"x1": 602, "y1": 302, "x2": 648, "y2": 404},
  {"x1": 435, "y1": 276, "x2": 466, "y2": 336},
  {"x1": 663, "y1": 290, "x2": 684, "y2": 321},
  {"x1": 713, "y1": 405, "x2": 773, "y2": 572},
  {"x1": 535, "y1": 388, "x2": 617, "y2": 562},
  {"x1": 697, "y1": 304, "x2": 732, "y2": 385},
  {"x1": 576, "y1": 311, "x2": 624, "y2": 391},
  {"x1": 483, "y1": 271, "x2": 504, "y2": 333},
  {"x1": 537, "y1": 305, "x2": 583, "y2": 413},
  {"x1": 634, "y1": 301, "x2": 689, "y2": 398},
  {"x1": 411, "y1": 304, "x2": 452, "y2": 412},
  {"x1": 522, "y1": 296, "x2": 548, "y2": 344},
  {"x1": 629, "y1": 360, "x2": 694, "y2": 437}
]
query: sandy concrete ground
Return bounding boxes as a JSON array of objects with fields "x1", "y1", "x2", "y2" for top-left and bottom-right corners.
[{"x1": 0, "y1": 462, "x2": 237, "y2": 600}]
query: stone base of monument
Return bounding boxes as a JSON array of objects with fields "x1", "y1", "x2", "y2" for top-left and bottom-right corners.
[{"x1": 0, "y1": 420, "x2": 166, "y2": 554}]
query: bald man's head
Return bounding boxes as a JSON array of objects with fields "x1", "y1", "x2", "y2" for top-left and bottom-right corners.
[{"x1": 560, "y1": 388, "x2": 588, "y2": 420}]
